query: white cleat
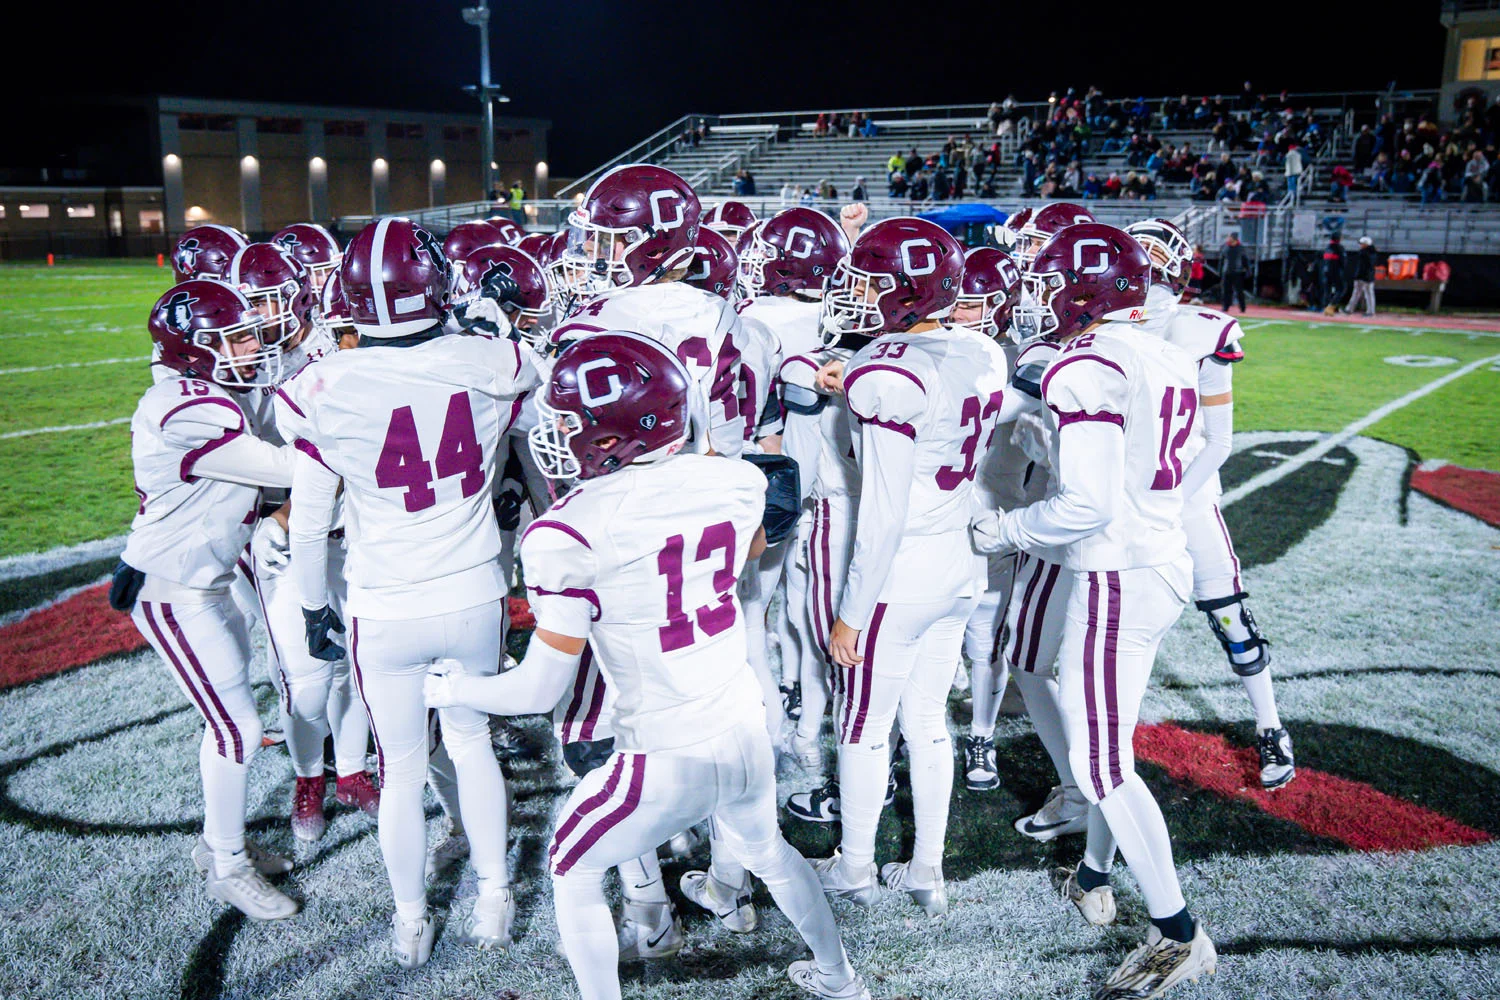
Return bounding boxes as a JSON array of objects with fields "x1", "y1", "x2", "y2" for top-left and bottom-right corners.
[
  {"x1": 1057, "y1": 865, "x2": 1116, "y2": 927},
  {"x1": 392, "y1": 911, "x2": 435, "y2": 969},
  {"x1": 1094, "y1": 921, "x2": 1216, "y2": 1000},
  {"x1": 192, "y1": 837, "x2": 293, "y2": 877},
  {"x1": 424, "y1": 830, "x2": 469, "y2": 882},
  {"x1": 1014, "y1": 785, "x2": 1089, "y2": 842},
  {"x1": 680, "y1": 869, "x2": 758, "y2": 933},
  {"x1": 790, "y1": 733, "x2": 824, "y2": 773},
  {"x1": 463, "y1": 886, "x2": 516, "y2": 950},
  {"x1": 810, "y1": 852, "x2": 880, "y2": 906},
  {"x1": 880, "y1": 860, "x2": 947, "y2": 917},
  {"x1": 788, "y1": 960, "x2": 872, "y2": 999},
  {"x1": 205, "y1": 860, "x2": 299, "y2": 920},
  {"x1": 616, "y1": 900, "x2": 684, "y2": 961},
  {"x1": 1257, "y1": 727, "x2": 1296, "y2": 790}
]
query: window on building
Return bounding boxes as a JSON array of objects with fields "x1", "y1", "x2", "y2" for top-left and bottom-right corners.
[
  {"x1": 1458, "y1": 37, "x2": 1500, "y2": 81},
  {"x1": 443, "y1": 124, "x2": 480, "y2": 142},
  {"x1": 19, "y1": 204, "x2": 50, "y2": 219},
  {"x1": 65, "y1": 204, "x2": 96, "y2": 219},
  {"x1": 139, "y1": 209, "x2": 164, "y2": 233},
  {"x1": 325, "y1": 120, "x2": 367, "y2": 138},
  {"x1": 257, "y1": 117, "x2": 304, "y2": 134},
  {"x1": 387, "y1": 122, "x2": 424, "y2": 139},
  {"x1": 178, "y1": 114, "x2": 236, "y2": 131}
]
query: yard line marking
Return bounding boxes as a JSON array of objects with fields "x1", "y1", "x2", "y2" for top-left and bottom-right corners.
[
  {"x1": 0, "y1": 416, "x2": 131, "y2": 441},
  {"x1": 0, "y1": 356, "x2": 148, "y2": 376},
  {"x1": 1221, "y1": 352, "x2": 1500, "y2": 508},
  {"x1": 34, "y1": 304, "x2": 120, "y2": 312},
  {"x1": 0, "y1": 327, "x2": 124, "y2": 341},
  {"x1": 0, "y1": 535, "x2": 128, "y2": 582}
]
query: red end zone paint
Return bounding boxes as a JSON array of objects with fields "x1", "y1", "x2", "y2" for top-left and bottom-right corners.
[
  {"x1": 1410, "y1": 463, "x2": 1500, "y2": 528},
  {"x1": 1, "y1": 586, "x2": 541, "y2": 691},
  {"x1": 1136, "y1": 723, "x2": 1491, "y2": 852}
]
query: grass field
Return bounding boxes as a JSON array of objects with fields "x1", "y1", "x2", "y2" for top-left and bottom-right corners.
[{"x1": 1, "y1": 262, "x2": 1499, "y2": 1000}]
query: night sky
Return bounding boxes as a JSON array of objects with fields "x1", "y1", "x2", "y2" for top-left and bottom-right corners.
[{"x1": 15, "y1": 1, "x2": 1446, "y2": 179}]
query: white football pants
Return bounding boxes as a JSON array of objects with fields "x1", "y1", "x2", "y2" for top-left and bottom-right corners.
[{"x1": 964, "y1": 551, "x2": 1019, "y2": 739}]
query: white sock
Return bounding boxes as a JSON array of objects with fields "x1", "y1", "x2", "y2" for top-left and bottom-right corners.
[
  {"x1": 328, "y1": 667, "x2": 370, "y2": 777},
  {"x1": 1015, "y1": 670, "x2": 1075, "y2": 787},
  {"x1": 1082, "y1": 804, "x2": 1116, "y2": 874},
  {"x1": 969, "y1": 654, "x2": 1007, "y2": 740},
  {"x1": 707, "y1": 817, "x2": 748, "y2": 889},
  {"x1": 618, "y1": 852, "x2": 669, "y2": 905},
  {"x1": 1240, "y1": 668, "x2": 1282, "y2": 731},
  {"x1": 835, "y1": 738, "x2": 890, "y2": 870},
  {"x1": 553, "y1": 872, "x2": 622, "y2": 1000},
  {"x1": 394, "y1": 897, "x2": 427, "y2": 923},
  {"x1": 199, "y1": 729, "x2": 248, "y2": 877},
  {"x1": 904, "y1": 716, "x2": 954, "y2": 869},
  {"x1": 742, "y1": 836, "x2": 853, "y2": 980},
  {"x1": 1096, "y1": 773, "x2": 1186, "y2": 919}
]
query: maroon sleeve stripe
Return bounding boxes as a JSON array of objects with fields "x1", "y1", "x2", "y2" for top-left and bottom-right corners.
[
  {"x1": 1052, "y1": 408, "x2": 1125, "y2": 428},
  {"x1": 1039, "y1": 353, "x2": 1127, "y2": 400},
  {"x1": 160, "y1": 396, "x2": 245, "y2": 432},
  {"x1": 294, "y1": 437, "x2": 333, "y2": 472},
  {"x1": 522, "y1": 518, "x2": 592, "y2": 550},
  {"x1": 179, "y1": 428, "x2": 244, "y2": 483},
  {"x1": 855, "y1": 414, "x2": 918, "y2": 440},
  {"x1": 843, "y1": 362, "x2": 926, "y2": 396}
]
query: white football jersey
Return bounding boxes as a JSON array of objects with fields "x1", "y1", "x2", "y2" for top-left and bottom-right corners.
[
  {"x1": 1040, "y1": 322, "x2": 1199, "y2": 571},
  {"x1": 520, "y1": 454, "x2": 767, "y2": 753},
  {"x1": 123, "y1": 377, "x2": 265, "y2": 591},
  {"x1": 779, "y1": 347, "x2": 859, "y2": 502},
  {"x1": 738, "y1": 295, "x2": 827, "y2": 445},
  {"x1": 1001, "y1": 338, "x2": 1066, "y2": 565},
  {"x1": 566, "y1": 282, "x2": 747, "y2": 456},
  {"x1": 734, "y1": 307, "x2": 782, "y2": 446},
  {"x1": 278, "y1": 333, "x2": 539, "y2": 618},
  {"x1": 839, "y1": 326, "x2": 1009, "y2": 624}
]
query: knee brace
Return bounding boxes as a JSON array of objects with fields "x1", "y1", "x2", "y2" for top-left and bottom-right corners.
[{"x1": 1196, "y1": 593, "x2": 1271, "y2": 676}]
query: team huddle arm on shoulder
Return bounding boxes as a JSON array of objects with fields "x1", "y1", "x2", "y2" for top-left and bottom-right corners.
[
  {"x1": 428, "y1": 630, "x2": 581, "y2": 716},
  {"x1": 288, "y1": 449, "x2": 341, "y2": 611},
  {"x1": 520, "y1": 519, "x2": 602, "y2": 641},
  {"x1": 161, "y1": 394, "x2": 293, "y2": 488},
  {"x1": 191, "y1": 435, "x2": 296, "y2": 489},
  {"x1": 1179, "y1": 360, "x2": 1233, "y2": 502}
]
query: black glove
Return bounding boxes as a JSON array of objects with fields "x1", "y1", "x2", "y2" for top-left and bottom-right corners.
[
  {"x1": 303, "y1": 605, "x2": 346, "y2": 661},
  {"x1": 743, "y1": 453, "x2": 801, "y2": 546},
  {"x1": 479, "y1": 266, "x2": 522, "y2": 307},
  {"x1": 108, "y1": 560, "x2": 146, "y2": 612},
  {"x1": 452, "y1": 298, "x2": 508, "y2": 338}
]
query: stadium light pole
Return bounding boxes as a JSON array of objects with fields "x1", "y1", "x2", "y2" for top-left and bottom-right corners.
[{"x1": 461, "y1": 0, "x2": 509, "y2": 204}]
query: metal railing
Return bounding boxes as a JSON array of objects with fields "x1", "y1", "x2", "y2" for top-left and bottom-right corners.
[{"x1": 553, "y1": 113, "x2": 709, "y2": 199}]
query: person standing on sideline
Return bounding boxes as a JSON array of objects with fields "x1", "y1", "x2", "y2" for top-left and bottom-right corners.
[
  {"x1": 1319, "y1": 233, "x2": 1347, "y2": 315},
  {"x1": 1343, "y1": 236, "x2": 1377, "y2": 317},
  {"x1": 1220, "y1": 234, "x2": 1248, "y2": 313},
  {"x1": 1284, "y1": 144, "x2": 1303, "y2": 203}
]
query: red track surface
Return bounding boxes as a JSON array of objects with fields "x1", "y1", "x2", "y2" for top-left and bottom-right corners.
[
  {"x1": 1409, "y1": 463, "x2": 1500, "y2": 528},
  {"x1": 1224, "y1": 304, "x2": 1500, "y2": 333}
]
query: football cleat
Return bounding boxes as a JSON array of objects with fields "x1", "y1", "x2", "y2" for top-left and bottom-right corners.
[
  {"x1": 788, "y1": 960, "x2": 872, "y2": 999},
  {"x1": 665, "y1": 821, "x2": 709, "y2": 859},
  {"x1": 392, "y1": 911, "x2": 435, "y2": 969},
  {"x1": 291, "y1": 776, "x2": 327, "y2": 841},
  {"x1": 1094, "y1": 921, "x2": 1216, "y2": 1000},
  {"x1": 963, "y1": 735, "x2": 1000, "y2": 791},
  {"x1": 334, "y1": 771, "x2": 380, "y2": 815},
  {"x1": 880, "y1": 860, "x2": 947, "y2": 916},
  {"x1": 952, "y1": 663, "x2": 971, "y2": 693},
  {"x1": 1257, "y1": 728, "x2": 1296, "y2": 790},
  {"x1": 790, "y1": 732, "x2": 824, "y2": 773},
  {"x1": 786, "y1": 779, "x2": 841, "y2": 823},
  {"x1": 260, "y1": 727, "x2": 286, "y2": 748},
  {"x1": 782, "y1": 681, "x2": 803, "y2": 720},
  {"x1": 425, "y1": 829, "x2": 470, "y2": 881},
  {"x1": 489, "y1": 717, "x2": 530, "y2": 761},
  {"x1": 192, "y1": 836, "x2": 293, "y2": 877},
  {"x1": 463, "y1": 886, "x2": 516, "y2": 950},
  {"x1": 205, "y1": 860, "x2": 299, "y2": 920},
  {"x1": 1057, "y1": 865, "x2": 1116, "y2": 927},
  {"x1": 1014, "y1": 785, "x2": 1089, "y2": 842},
  {"x1": 680, "y1": 869, "x2": 758, "y2": 933},
  {"x1": 616, "y1": 900, "x2": 685, "y2": 961},
  {"x1": 811, "y1": 852, "x2": 880, "y2": 906}
]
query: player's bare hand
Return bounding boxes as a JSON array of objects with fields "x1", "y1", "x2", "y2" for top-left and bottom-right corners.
[
  {"x1": 830, "y1": 618, "x2": 863, "y2": 668},
  {"x1": 839, "y1": 202, "x2": 869, "y2": 241},
  {"x1": 816, "y1": 359, "x2": 846, "y2": 394}
]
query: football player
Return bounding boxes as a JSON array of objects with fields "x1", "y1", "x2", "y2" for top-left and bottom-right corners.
[
  {"x1": 171, "y1": 224, "x2": 249, "y2": 282},
  {"x1": 974, "y1": 224, "x2": 1217, "y2": 997},
  {"x1": 115, "y1": 280, "x2": 297, "y2": 919},
  {"x1": 701, "y1": 199, "x2": 759, "y2": 243},
  {"x1": 281, "y1": 217, "x2": 537, "y2": 968},
  {"x1": 1010, "y1": 202, "x2": 1097, "y2": 268},
  {"x1": 1127, "y1": 218, "x2": 1293, "y2": 789},
  {"x1": 424, "y1": 331, "x2": 869, "y2": 1000},
  {"x1": 812, "y1": 218, "x2": 1009, "y2": 917},
  {"x1": 270, "y1": 223, "x2": 343, "y2": 294}
]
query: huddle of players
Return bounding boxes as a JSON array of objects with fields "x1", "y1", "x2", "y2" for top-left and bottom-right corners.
[{"x1": 113, "y1": 164, "x2": 1291, "y2": 1000}]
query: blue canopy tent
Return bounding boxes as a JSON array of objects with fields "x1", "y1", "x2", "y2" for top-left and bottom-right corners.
[{"x1": 917, "y1": 204, "x2": 1010, "y2": 247}]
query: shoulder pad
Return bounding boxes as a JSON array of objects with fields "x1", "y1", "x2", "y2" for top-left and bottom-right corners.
[{"x1": 1012, "y1": 362, "x2": 1046, "y2": 400}]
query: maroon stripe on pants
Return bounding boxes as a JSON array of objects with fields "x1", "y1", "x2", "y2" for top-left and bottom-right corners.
[
  {"x1": 818, "y1": 500, "x2": 834, "y2": 651},
  {"x1": 549, "y1": 753, "x2": 627, "y2": 867},
  {"x1": 142, "y1": 601, "x2": 227, "y2": 758},
  {"x1": 162, "y1": 603, "x2": 244, "y2": 763},
  {"x1": 562, "y1": 645, "x2": 593, "y2": 744},
  {"x1": 1008, "y1": 554, "x2": 1040, "y2": 671},
  {"x1": 348, "y1": 619, "x2": 384, "y2": 784},
  {"x1": 553, "y1": 754, "x2": 646, "y2": 876},
  {"x1": 1213, "y1": 505, "x2": 1243, "y2": 594},
  {"x1": 1082, "y1": 573, "x2": 1106, "y2": 800},
  {"x1": 1024, "y1": 562, "x2": 1063, "y2": 671},
  {"x1": 1103, "y1": 571, "x2": 1123, "y2": 791},
  {"x1": 847, "y1": 603, "x2": 885, "y2": 744}
]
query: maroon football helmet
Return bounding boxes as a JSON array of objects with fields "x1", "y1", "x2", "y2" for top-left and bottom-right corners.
[
  {"x1": 484, "y1": 216, "x2": 527, "y2": 245},
  {"x1": 739, "y1": 207, "x2": 848, "y2": 298},
  {"x1": 528, "y1": 331, "x2": 693, "y2": 480},
  {"x1": 148, "y1": 279, "x2": 281, "y2": 387},
  {"x1": 319, "y1": 272, "x2": 355, "y2": 339},
  {"x1": 172, "y1": 225, "x2": 248, "y2": 282},
  {"x1": 701, "y1": 200, "x2": 758, "y2": 241},
  {"x1": 515, "y1": 231, "x2": 552, "y2": 259},
  {"x1": 683, "y1": 227, "x2": 740, "y2": 301},
  {"x1": 454, "y1": 244, "x2": 551, "y2": 345},
  {"x1": 270, "y1": 223, "x2": 342, "y2": 291},
  {"x1": 1014, "y1": 223, "x2": 1151, "y2": 342},
  {"x1": 340, "y1": 217, "x2": 451, "y2": 338},
  {"x1": 1014, "y1": 202, "x2": 1096, "y2": 267},
  {"x1": 443, "y1": 220, "x2": 508, "y2": 269},
  {"x1": 228, "y1": 243, "x2": 319, "y2": 348},
  {"x1": 953, "y1": 247, "x2": 1023, "y2": 339},
  {"x1": 821, "y1": 217, "x2": 963, "y2": 341},
  {"x1": 561, "y1": 164, "x2": 701, "y2": 293},
  {"x1": 1124, "y1": 218, "x2": 1193, "y2": 296}
]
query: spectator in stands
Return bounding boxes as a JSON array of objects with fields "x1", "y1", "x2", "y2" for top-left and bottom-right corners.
[
  {"x1": 1390, "y1": 150, "x2": 1418, "y2": 195},
  {"x1": 509, "y1": 180, "x2": 525, "y2": 210},
  {"x1": 1465, "y1": 148, "x2": 1489, "y2": 202},
  {"x1": 780, "y1": 180, "x2": 797, "y2": 205},
  {"x1": 905, "y1": 148, "x2": 923, "y2": 178},
  {"x1": 988, "y1": 101, "x2": 1003, "y2": 132},
  {"x1": 1354, "y1": 125, "x2": 1376, "y2": 172},
  {"x1": 1061, "y1": 161, "x2": 1081, "y2": 198},
  {"x1": 743, "y1": 169, "x2": 757, "y2": 196},
  {"x1": 1216, "y1": 175, "x2": 1241, "y2": 202},
  {"x1": 1187, "y1": 245, "x2": 1206, "y2": 301},
  {"x1": 799, "y1": 186, "x2": 816, "y2": 207},
  {"x1": 909, "y1": 168, "x2": 930, "y2": 204},
  {"x1": 1021, "y1": 150, "x2": 1040, "y2": 196},
  {"x1": 861, "y1": 116, "x2": 878, "y2": 139},
  {"x1": 1221, "y1": 233, "x2": 1248, "y2": 313},
  {"x1": 1284, "y1": 143, "x2": 1303, "y2": 202},
  {"x1": 733, "y1": 171, "x2": 749, "y2": 197},
  {"x1": 1330, "y1": 164, "x2": 1354, "y2": 203},
  {"x1": 1419, "y1": 158, "x2": 1445, "y2": 203},
  {"x1": 888, "y1": 169, "x2": 907, "y2": 198},
  {"x1": 1103, "y1": 171, "x2": 1123, "y2": 198},
  {"x1": 1081, "y1": 172, "x2": 1102, "y2": 199},
  {"x1": 952, "y1": 161, "x2": 968, "y2": 200},
  {"x1": 1343, "y1": 236, "x2": 1377, "y2": 317},
  {"x1": 933, "y1": 166, "x2": 952, "y2": 201},
  {"x1": 888, "y1": 150, "x2": 905, "y2": 176},
  {"x1": 814, "y1": 112, "x2": 829, "y2": 138},
  {"x1": 851, "y1": 176, "x2": 867, "y2": 202}
]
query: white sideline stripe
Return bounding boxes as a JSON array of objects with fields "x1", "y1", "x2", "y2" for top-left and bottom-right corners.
[
  {"x1": 0, "y1": 535, "x2": 127, "y2": 582},
  {"x1": 0, "y1": 416, "x2": 131, "y2": 440},
  {"x1": 0, "y1": 327, "x2": 124, "y2": 341},
  {"x1": 1220, "y1": 352, "x2": 1500, "y2": 508},
  {"x1": 0, "y1": 356, "x2": 148, "y2": 376},
  {"x1": 35, "y1": 304, "x2": 121, "y2": 312}
]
